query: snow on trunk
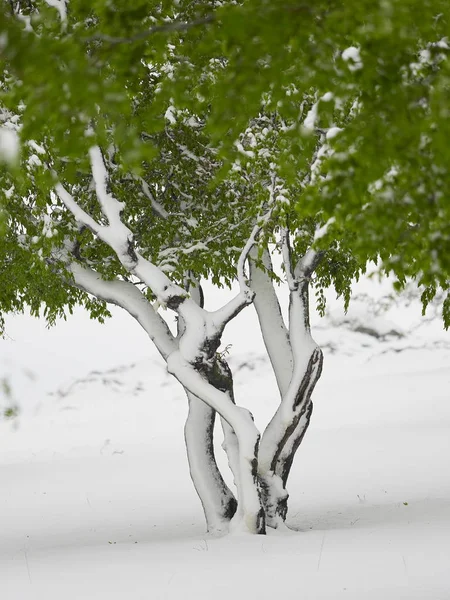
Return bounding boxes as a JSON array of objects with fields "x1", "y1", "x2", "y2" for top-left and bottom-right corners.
[
  {"x1": 184, "y1": 391, "x2": 237, "y2": 533},
  {"x1": 275, "y1": 401, "x2": 313, "y2": 487},
  {"x1": 181, "y1": 279, "x2": 237, "y2": 532},
  {"x1": 251, "y1": 245, "x2": 324, "y2": 528},
  {"x1": 249, "y1": 248, "x2": 293, "y2": 397},
  {"x1": 167, "y1": 350, "x2": 265, "y2": 534}
]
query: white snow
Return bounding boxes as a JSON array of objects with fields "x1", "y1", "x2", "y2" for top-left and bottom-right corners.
[
  {"x1": 326, "y1": 127, "x2": 343, "y2": 140},
  {"x1": 342, "y1": 46, "x2": 363, "y2": 71},
  {"x1": 0, "y1": 126, "x2": 20, "y2": 164},
  {"x1": 164, "y1": 105, "x2": 177, "y2": 125},
  {"x1": 303, "y1": 101, "x2": 318, "y2": 130},
  {"x1": 43, "y1": 0, "x2": 68, "y2": 24},
  {"x1": 1, "y1": 279, "x2": 449, "y2": 599},
  {"x1": 28, "y1": 141, "x2": 46, "y2": 155},
  {"x1": 314, "y1": 217, "x2": 336, "y2": 241}
]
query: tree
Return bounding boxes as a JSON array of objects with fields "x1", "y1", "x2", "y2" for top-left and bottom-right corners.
[{"x1": 0, "y1": 0, "x2": 449, "y2": 533}]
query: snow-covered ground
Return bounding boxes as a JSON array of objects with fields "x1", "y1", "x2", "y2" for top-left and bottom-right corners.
[{"x1": 1, "y1": 281, "x2": 449, "y2": 600}]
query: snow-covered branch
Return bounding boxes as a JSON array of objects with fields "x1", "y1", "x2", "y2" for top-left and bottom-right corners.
[
  {"x1": 69, "y1": 262, "x2": 177, "y2": 361},
  {"x1": 43, "y1": 0, "x2": 68, "y2": 26},
  {"x1": 140, "y1": 178, "x2": 169, "y2": 219},
  {"x1": 55, "y1": 183, "x2": 101, "y2": 235},
  {"x1": 249, "y1": 248, "x2": 293, "y2": 397},
  {"x1": 55, "y1": 152, "x2": 187, "y2": 306},
  {"x1": 236, "y1": 189, "x2": 276, "y2": 292},
  {"x1": 211, "y1": 289, "x2": 255, "y2": 333},
  {"x1": 281, "y1": 227, "x2": 296, "y2": 291}
]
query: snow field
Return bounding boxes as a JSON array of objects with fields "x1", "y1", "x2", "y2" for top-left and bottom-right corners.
[{"x1": 1, "y1": 294, "x2": 449, "y2": 599}]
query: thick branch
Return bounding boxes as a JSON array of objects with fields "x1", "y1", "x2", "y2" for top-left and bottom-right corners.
[
  {"x1": 236, "y1": 195, "x2": 276, "y2": 293},
  {"x1": 294, "y1": 247, "x2": 324, "y2": 281},
  {"x1": 249, "y1": 247, "x2": 293, "y2": 397},
  {"x1": 55, "y1": 183, "x2": 101, "y2": 235},
  {"x1": 69, "y1": 262, "x2": 177, "y2": 361},
  {"x1": 56, "y1": 165, "x2": 190, "y2": 306},
  {"x1": 281, "y1": 227, "x2": 296, "y2": 292},
  {"x1": 258, "y1": 344, "x2": 322, "y2": 474},
  {"x1": 211, "y1": 288, "x2": 255, "y2": 333},
  {"x1": 184, "y1": 391, "x2": 237, "y2": 531},
  {"x1": 259, "y1": 241, "x2": 322, "y2": 479}
]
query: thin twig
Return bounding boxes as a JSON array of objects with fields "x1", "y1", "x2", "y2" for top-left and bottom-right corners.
[{"x1": 85, "y1": 15, "x2": 215, "y2": 46}]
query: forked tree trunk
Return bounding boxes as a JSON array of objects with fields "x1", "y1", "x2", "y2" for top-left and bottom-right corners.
[
  {"x1": 185, "y1": 346, "x2": 321, "y2": 533},
  {"x1": 60, "y1": 146, "x2": 326, "y2": 535},
  {"x1": 167, "y1": 350, "x2": 266, "y2": 534},
  {"x1": 71, "y1": 263, "x2": 264, "y2": 533},
  {"x1": 249, "y1": 248, "x2": 324, "y2": 529},
  {"x1": 70, "y1": 248, "x2": 321, "y2": 534}
]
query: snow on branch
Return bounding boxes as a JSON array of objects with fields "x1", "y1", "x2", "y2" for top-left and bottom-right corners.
[
  {"x1": 89, "y1": 147, "x2": 128, "y2": 231},
  {"x1": 209, "y1": 181, "x2": 282, "y2": 332},
  {"x1": 280, "y1": 227, "x2": 296, "y2": 292},
  {"x1": 55, "y1": 183, "x2": 101, "y2": 234},
  {"x1": 294, "y1": 248, "x2": 318, "y2": 279},
  {"x1": 249, "y1": 247, "x2": 294, "y2": 397},
  {"x1": 236, "y1": 225, "x2": 262, "y2": 293},
  {"x1": 70, "y1": 262, "x2": 177, "y2": 360},
  {"x1": 237, "y1": 178, "x2": 278, "y2": 292},
  {"x1": 211, "y1": 288, "x2": 254, "y2": 333},
  {"x1": 43, "y1": 0, "x2": 68, "y2": 26},
  {"x1": 292, "y1": 218, "x2": 332, "y2": 281},
  {"x1": 55, "y1": 151, "x2": 181, "y2": 302},
  {"x1": 140, "y1": 178, "x2": 169, "y2": 219}
]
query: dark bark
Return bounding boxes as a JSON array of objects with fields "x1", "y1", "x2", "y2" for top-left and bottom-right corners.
[
  {"x1": 278, "y1": 401, "x2": 313, "y2": 487},
  {"x1": 184, "y1": 394, "x2": 237, "y2": 527},
  {"x1": 199, "y1": 355, "x2": 266, "y2": 533},
  {"x1": 261, "y1": 347, "x2": 323, "y2": 527},
  {"x1": 269, "y1": 348, "x2": 323, "y2": 474}
]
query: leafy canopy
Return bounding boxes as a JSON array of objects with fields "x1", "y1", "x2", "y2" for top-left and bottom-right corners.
[{"x1": 0, "y1": 0, "x2": 449, "y2": 328}]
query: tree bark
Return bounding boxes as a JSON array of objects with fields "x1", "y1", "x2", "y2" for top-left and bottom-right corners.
[
  {"x1": 198, "y1": 355, "x2": 266, "y2": 534},
  {"x1": 184, "y1": 391, "x2": 237, "y2": 533},
  {"x1": 181, "y1": 279, "x2": 237, "y2": 532},
  {"x1": 167, "y1": 350, "x2": 266, "y2": 533},
  {"x1": 250, "y1": 247, "x2": 324, "y2": 529}
]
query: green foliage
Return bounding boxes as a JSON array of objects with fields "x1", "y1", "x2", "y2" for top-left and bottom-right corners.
[
  {"x1": 0, "y1": 376, "x2": 19, "y2": 420},
  {"x1": 0, "y1": 0, "x2": 449, "y2": 328}
]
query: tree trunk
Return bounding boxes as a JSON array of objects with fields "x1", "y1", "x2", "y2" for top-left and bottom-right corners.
[
  {"x1": 276, "y1": 400, "x2": 313, "y2": 487},
  {"x1": 184, "y1": 391, "x2": 237, "y2": 533},
  {"x1": 260, "y1": 347, "x2": 323, "y2": 528},
  {"x1": 255, "y1": 272, "x2": 324, "y2": 529},
  {"x1": 202, "y1": 355, "x2": 266, "y2": 534},
  {"x1": 166, "y1": 349, "x2": 266, "y2": 534}
]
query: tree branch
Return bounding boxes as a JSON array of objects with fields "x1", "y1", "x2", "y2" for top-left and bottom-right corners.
[
  {"x1": 249, "y1": 247, "x2": 293, "y2": 397},
  {"x1": 281, "y1": 227, "x2": 296, "y2": 291},
  {"x1": 69, "y1": 262, "x2": 177, "y2": 361},
  {"x1": 85, "y1": 15, "x2": 215, "y2": 46},
  {"x1": 140, "y1": 178, "x2": 169, "y2": 220},
  {"x1": 55, "y1": 183, "x2": 101, "y2": 235}
]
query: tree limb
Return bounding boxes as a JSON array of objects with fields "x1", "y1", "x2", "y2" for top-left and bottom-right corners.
[{"x1": 85, "y1": 15, "x2": 215, "y2": 46}]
